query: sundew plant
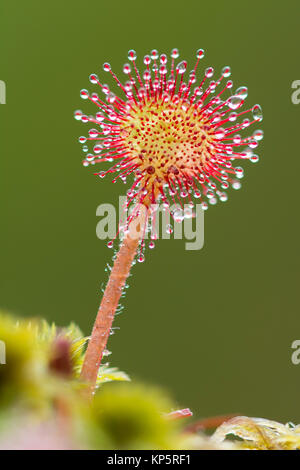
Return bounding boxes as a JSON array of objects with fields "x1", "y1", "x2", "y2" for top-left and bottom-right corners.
[{"x1": 75, "y1": 48, "x2": 263, "y2": 392}]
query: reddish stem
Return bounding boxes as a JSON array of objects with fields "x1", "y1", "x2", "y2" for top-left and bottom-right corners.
[{"x1": 80, "y1": 213, "x2": 145, "y2": 395}]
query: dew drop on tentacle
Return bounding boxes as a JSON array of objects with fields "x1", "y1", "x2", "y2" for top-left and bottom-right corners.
[
  {"x1": 196, "y1": 49, "x2": 205, "y2": 59},
  {"x1": 227, "y1": 95, "x2": 243, "y2": 110},
  {"x1": 229, "y1": 112, "x2": 238, "y2": 122},
  {"x1": 160, "y1": 53, "x2": 167, "y2": 65},
  {"x1": 123, "y1": 63, "x2": 131, "y2": 75},
  {"x1": 235, "y1": 86, "x2": 248, "y2": 100},
  {"x1": 101, "y1": 84, "x2": 110, "y2": 95},
  {"x1": 205, "y1": 67, "x2": 214, "y2": 78},
  {"x1": 86, "y1": 154, "x2": 95, "y2": 162},
  {"x1": 89, "y1": 128, "x2": 98, "y2": 138},
  {"x1": 102, "y1": 349, "x2": 111, "y2": 357},
  {"x1": 252, "y1": 104, "x2": 263, "y2": 122},
  {"x1": 151, "y1": 49, "x2": 159, "y2": 60},
  {"x1": 176, "y1": 61, "x2": 187, "y2": 74},
  {"x1": 143, "y1": 54, "x2": 151, "y2": 65},
  {"x1": 232, "y1": 180, "x2": 242, "y2": 190},
  {"x1": 171, "y1": 48, "x2": 179, "y2": 59},
  {"x1": 252, "y1": 129, "x2": 264, "y2": 141},
  {"x1": 138, "y1": 254, "x2": 145, "y2": 263},
  {"x1": 89, "y1": 74, "x2": 99, "y2": 84},
  {"x1": 74, "y1": 110, "x2": 83, "y2": 121},
  {"x1": 214, "y1": 128, "x2": 226, "y2": 140},
  {"x1": 250, "y1": 154, "x2": 259, "y2": 163},
  {"x1": 93, "y1": 145, "x2": 102, "y2": 154},
  {"x1": 80, "y1": 89, "x2": 89, "y2": 99},
  {"x1": 219, "y1": 192, "x2": 228, "y2": 202},
  {"x1": 233, "y1": 134, "x2": 242, "y2": 144},
  {"x1": 222, "y1": 66, "x2": 231, "y2": 77},
  {"x1": 221, "y1": 181, "x2": 229, "y2": 190},
  {"x1": 128, "y1": 49, "x2": 137, "y2": 61},
  {"x1": 248, "y1": 139, "x2": 258, "y2": 149},
  {"x1": 235, "y1": 167, "x2": 244, "y2": 179},
  {"x1": 103, "y1": 62, "x2": 111, "y2": 72}
]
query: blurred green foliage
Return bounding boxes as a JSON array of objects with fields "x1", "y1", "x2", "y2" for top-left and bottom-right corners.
[{"x1": 0, "y1": 312, "x2": 208, "y2": 449}]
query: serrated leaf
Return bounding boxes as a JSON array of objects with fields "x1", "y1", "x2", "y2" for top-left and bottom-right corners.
[
  {"x1": 96, "y1": 366, "x2": 130, "y2": 385},
  {"x1": 213, "y1": 416, "x2": 300, "y2": 450}
]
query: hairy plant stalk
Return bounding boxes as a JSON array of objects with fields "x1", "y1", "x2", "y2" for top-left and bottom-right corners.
[{"x1": 80, "y1": 211, "x2": 145, "y2": 395}]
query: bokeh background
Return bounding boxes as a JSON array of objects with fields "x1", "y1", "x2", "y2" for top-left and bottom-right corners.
[{"x1": 1, "y1": 0, "x2": 299, "y2": 423}]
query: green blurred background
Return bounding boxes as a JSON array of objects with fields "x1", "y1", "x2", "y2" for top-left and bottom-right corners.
[{"x1": 1, "y1": 0, "x2": 299, "y2": 423}]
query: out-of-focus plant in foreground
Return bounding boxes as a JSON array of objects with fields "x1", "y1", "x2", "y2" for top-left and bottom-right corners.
[{"x1": 0, "y1": 311, "x2": 298, "y2": 450}]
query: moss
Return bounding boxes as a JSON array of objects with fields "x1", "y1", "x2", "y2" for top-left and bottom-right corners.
[
  {"x1": 0, "y1": 313, "x2": 47, "y2": 407},
  {"x1": 90, "y1": 383, "x2": 180, "y2": 450}
]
